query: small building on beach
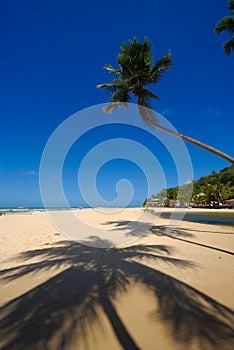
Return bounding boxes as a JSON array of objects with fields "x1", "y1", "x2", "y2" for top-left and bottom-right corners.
[{"x1": 224, "y1": 198, "x2": 234, "y2": 208}]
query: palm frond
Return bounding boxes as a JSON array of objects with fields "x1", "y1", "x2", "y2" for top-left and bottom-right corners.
[
  {"x1": 96, "y1": 81, "x2": 125, "y2": 91},
  {"x1": 103, "y1": 64, "x2": 121, "y2": 75},
  {"x1": 149, "y1": 50, "x2": 172, "y2": 83},
  {"x1": 103, "y1": 102, "x2": 129, "y2": 114},
  {"x1": 117, "y1": 37, "x2": 153, "y2": 83},
  {"x1": 102, "y1": 103, "x2": 122, "y2": 113},
  {"x1": 141, "y1": 88, "x2": 160, "y2": 100},
  {"x1": 214, "y1": 1, "x2": 234, "y2": 56},
  {"x1": 214, "y1": 16, "x2": 234, "y2": 34},
  {"x1": 119, "y1": 37, "x2": 151, "y2": 63},
  {"x1": 111, "y1": 87, "x2": 131, "y2": 103},
  {"x1": 228, "y1": 0, "x2": 234, "y2": 12},
  {"x1": 103, "y1": 103, "x2": 117, "y2": 113},
  {"x1": 117, "y1": 52, "x2": 132, "y2": 70},
  {"x1": 224, "y1": 37, "x2": 234, "y2": 55},
  {"x1": 96, "y1": 83, "x2": 115, "y2": 89}
]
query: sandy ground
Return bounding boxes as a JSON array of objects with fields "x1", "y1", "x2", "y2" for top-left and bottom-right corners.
[{"x1": 0, "y1": 208, "x2": 234, "y2": 350}]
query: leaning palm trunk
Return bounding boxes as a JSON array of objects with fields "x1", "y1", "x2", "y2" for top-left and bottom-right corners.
[
  {"x1": 150, "y1": 120, "x2": 234, "y2": 164},
  {"x1": 138, "y1": 104, "x2": 234, "y2": 164}
]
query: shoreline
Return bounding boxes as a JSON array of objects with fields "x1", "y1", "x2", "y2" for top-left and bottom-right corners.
[{"x1": 1, "y1": 206, "x2": 234, "y2": 212}]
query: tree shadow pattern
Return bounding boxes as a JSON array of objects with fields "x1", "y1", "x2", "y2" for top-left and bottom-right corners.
[
  {"x1": 104, "y1": 219, "x2": 234, "y2": 256},
  {"x1": 0, "y1": 232, "x2": 233, "y2": 350}
]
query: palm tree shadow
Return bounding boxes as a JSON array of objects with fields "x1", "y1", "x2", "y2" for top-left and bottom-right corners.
[
  {"x1": 0, "y1": 239, "x2": 233, "y2": 350},
  {"x1": 104, "y1": 219, "x2": 234, "y2": 256}
]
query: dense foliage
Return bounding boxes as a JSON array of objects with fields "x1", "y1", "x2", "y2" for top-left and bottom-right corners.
[
  {"x1": 144, "y1": 165, "x2": 234, "y2": 207},
  {"x1": 97, "y1": 37, "x2": 172, "y2": 124}
]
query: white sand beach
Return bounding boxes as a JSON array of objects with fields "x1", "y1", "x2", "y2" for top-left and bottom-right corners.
[{"x1": 0, "y1": 208, "x2": 234, "y2": 350}]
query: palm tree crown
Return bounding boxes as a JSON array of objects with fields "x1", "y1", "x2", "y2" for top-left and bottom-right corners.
[
  {"x1": 97, "y1": 37, "x2": 172, "y2": 123},
  {"x1": 214, "y1": 0, "x2": 234, "y2": 55}
]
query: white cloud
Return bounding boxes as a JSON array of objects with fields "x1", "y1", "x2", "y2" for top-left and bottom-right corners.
[
  {"x1": 20, "y1": 170, "x2": 37, "y2": 176},
  {"x1": 202, "y1": 107, "x2": 222, "y2": 120},
  {"x1": 207, "y1": 108, "x2": 222, "y2": 117}
]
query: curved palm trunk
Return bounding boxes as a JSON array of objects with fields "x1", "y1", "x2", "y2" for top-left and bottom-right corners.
[
  {"x1": 137, "y1": 103, "x2": 234, "y2": 164},
  {"x1": 151, "y1": 122, "x2": 234, "y2": 164}
]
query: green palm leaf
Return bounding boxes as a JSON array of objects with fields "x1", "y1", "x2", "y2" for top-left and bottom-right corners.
[
  {"x1": 214, "y1": 16, "x2": 234, "y2": 34},
  {"x1": 103, "y1": 102, "x2": 128, "y2": 113},
  {"x1": 214, "y1": 1, "x2": 234, "y2": 55},
  {"x1": 103, "y1": 64, "x2": 121, "y2": 75},
  {"x1": 111, "y1": 87, "x2": 131, "y2": 103},
  {"x1": 149, "y1": 50, "x2": 172, "y2": 84},
  {"x1": 228, "y1": 0, "x2": 234, "y2": 12},
  {"x1": 96, "y1": 81, "x2": 125, "y2": 91},
  {"x1": 224, "y1": 37, "x2": 234, "y2": 55}
]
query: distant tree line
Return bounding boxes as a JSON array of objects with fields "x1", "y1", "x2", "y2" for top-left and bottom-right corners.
[{"x1": 144, "y1": 165, "x2": 234, "y2": 208}]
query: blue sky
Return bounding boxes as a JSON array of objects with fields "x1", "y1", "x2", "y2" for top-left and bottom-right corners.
[{"x1": 0, "y1": 0, "x2": 233, "y2": 207}]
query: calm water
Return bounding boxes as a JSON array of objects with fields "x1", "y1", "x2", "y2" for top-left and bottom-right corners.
[{"x1": 160, "y1": 211, "x2": 234, "y2": 226}]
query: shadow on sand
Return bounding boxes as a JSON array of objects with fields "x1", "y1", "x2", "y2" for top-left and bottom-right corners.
[
  {"x1": 104, "y1": 219, "x2": 234, "y2": 256},
  {"x1": 0, "y1": 228, "x2": 234, "y2": 349}
]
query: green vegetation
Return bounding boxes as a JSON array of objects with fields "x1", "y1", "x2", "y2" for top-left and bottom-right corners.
[
  {"x1": 97, "y1": 37, "x2": 234, "y2": 163},
  {"x1": 144, "y1": 165, "x2": 234, "y2": 208},
  {"x1": 214, "y1": 0, "x2": 234, "y2": 55}
]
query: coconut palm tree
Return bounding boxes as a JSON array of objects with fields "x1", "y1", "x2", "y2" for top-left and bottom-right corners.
[
  {"x1": 97, "y1": 37, "x2": 234, "y2": 164},
  {"x1": 214, "y1": 0, "x2": 234, "y2": 55}
]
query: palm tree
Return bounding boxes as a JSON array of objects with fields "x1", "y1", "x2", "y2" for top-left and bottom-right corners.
[
  {"x1": 214, "y1": 0, "x2": 234, "y2": 55},
  {"x1": 97, "y1": 37, "x2": 234, "y2": 164}
]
